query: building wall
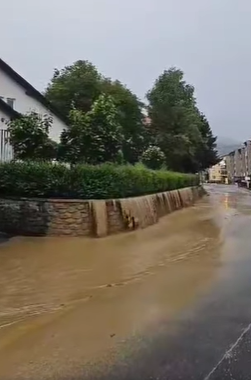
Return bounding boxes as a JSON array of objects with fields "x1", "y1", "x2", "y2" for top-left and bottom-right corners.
[
  {"x1": 226, "y1": 153, "x2": 235, "y2": 182},
  {"x1": 209, "y1": 163, "x2": 222, "y2": 182},
  {"x1": 234, "y1": 149, "x2": 242, "y2": 178},
  {"x1": 0, "y1": 68, "x2": 67, "y2": 142},
  {"x1": 0, "y1": 108, "x2": 9, "y2": 128},
  {"x1": 246, "y1": 141, "x2": 251, "y2": 177},
  {"x1": 240, "y1": 147, "x2": 245, "y2": 177},
  {"x1": 224, "y1": 141, "x2": 251, "y2": 184},
  {"x1": 0, "y1": 109, "x2": 13, "y2": 161}
]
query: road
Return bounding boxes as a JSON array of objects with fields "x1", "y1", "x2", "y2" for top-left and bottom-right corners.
[{"x1": 0, "y1": 185, "x2": 251, "y2": 379}]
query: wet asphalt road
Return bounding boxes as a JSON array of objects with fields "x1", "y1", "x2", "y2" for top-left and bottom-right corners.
[{"x1": 1, "y1": 185, "x2": 251, "y2": 379}]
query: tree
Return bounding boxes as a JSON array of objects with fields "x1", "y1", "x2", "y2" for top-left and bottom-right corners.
[
  {"x1": 45, "y1": 60, "x2": 216, "y2": 171},
  {"x1": 7, "y1": 112, "x2": 57, "y2": 160},
  {"x1": 147, "y1": 68, "x2": 207, "y2": 172},
  {"x1": 196, "y1": 113, "x2": 218, "y2": 170},
  {"x1": 141, "y1": 145, "x2": 166, "y2": 170},
  {"x1": 59, "y1": 94, "x2": 123, "y2": 164},
  {"x1": 45, "y1": 61, "x2": 147, "y2": 164},
  {"x1": 102, "y1": 79, "x2": 147, "y2": 163},
  {"x1": 45, "y1": 60, "x2": 103, "y2": 117}
]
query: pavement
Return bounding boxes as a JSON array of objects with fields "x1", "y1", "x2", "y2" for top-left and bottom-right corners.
[{"x1": 1, "y1": 184, "x2": 251, "y2": 380}]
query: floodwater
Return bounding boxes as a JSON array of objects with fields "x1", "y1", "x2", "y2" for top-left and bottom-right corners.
[{"x1": 0, "y1": 185, "x2": 251, "y2": 379}]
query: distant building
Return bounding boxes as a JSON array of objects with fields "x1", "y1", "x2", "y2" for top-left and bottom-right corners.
[
  {"x1": 225, "y1": 151, "x2": 235, "y2": 183},
  {"x1": 234, "y1": 148, "x2": 242, "y2": 180},
  {"x1": 224, "y1": 140, "x2": 251, "y2": 187},
  {"x1": 208, "y1": 158, "x2": 228, "y2": 184}
]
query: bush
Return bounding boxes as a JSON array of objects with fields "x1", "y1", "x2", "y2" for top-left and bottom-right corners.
[
  {"x1": 0, "y1": 162, "x2": 199, "y2": 199},
  {"x1": 59, "y1": 94, "x2": 123, "y2": 164},
  {"x1": 141, "y1": 145, "x2": 166, "y2": 170},
  {"x1": 7, "y1": 112, "x2": 58, "y2": 161}
]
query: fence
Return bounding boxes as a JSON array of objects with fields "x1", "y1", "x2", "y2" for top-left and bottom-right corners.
[{"x1": 0, "y1": 129, "x2": 13, "y2": 162}]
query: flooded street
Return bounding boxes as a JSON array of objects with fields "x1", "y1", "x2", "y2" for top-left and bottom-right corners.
[{"x1": 1, "y1": 185, "x2": 251, "y2": 379}]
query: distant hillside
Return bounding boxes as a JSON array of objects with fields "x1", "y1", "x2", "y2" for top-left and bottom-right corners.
[{"x1": 216, "y1": 137, "x2": 241, "y2": 157}]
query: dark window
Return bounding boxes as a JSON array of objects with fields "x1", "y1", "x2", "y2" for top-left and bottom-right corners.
[{"x1": 6, "y1": 98, "x2": 15, "y2": 109}]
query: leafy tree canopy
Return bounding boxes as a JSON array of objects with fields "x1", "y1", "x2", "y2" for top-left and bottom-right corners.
[
  {"x1": 17, "y1": 61, "x2": 219, "y2": 173},
  {"x1": 45, "y1": 60, "x2": 103, "y2": 116},
  {"x1": 102, "y1": 78, "x2": 147, "y2": 163},
  {"x1": 197, "y1": 113, "x2": 218, "y2": 170},
  {"x1": 58, "y1": 94, "x2": 123, "y2": 165},
  {"x1": 147, "y1": 68, "x2": 217, "y2": 172},
  {"x1": 7, "y1": 112, "x2": 57, "y2": 161},
  {"x1": 45, "y1": 61, "x2": 146, "y2": 164}
]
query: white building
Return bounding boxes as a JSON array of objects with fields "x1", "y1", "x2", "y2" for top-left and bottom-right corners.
[
  {"x1": 0, "y1": 58, "x2": 68, "y2": 160},
  {"x1": 208, "y1": 158, "x2": 228, "y2": 184}
]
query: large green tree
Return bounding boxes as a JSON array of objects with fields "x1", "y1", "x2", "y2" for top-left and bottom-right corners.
[
  {"x1": 45, "y1": 61, "x2": 147, "y2": 164},
  {"x1": 45, "y1": 60, "x2": 103, "y2": 117},
  {"x1": 58, "y1": 94, "x2": 123, "y2": 164},
  {"x1": 147, "y1": 68, "x2": 216, "y2": 172},
  {"x1": 102, "y1": 79, "x2": 147, "y2": 163},
  {"x1": 196, "y1": 113, "x2": 218, "y2": 170}
]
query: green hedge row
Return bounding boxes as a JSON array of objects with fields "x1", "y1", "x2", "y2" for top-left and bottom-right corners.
[{"x1": 0, "y1": 162, "x2": 199, "y2": 199}]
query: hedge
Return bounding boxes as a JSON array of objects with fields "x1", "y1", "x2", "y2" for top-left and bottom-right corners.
[{"x1": 0, "y1": 162, "x2": 199, "y2": 199}]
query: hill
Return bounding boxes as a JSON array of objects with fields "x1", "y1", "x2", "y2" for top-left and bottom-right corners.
[{"x1": 216, "y1": 137, "x2": 241, "y2": 157}]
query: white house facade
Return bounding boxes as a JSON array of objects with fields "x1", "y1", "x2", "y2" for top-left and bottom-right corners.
[
  {"x1": 0, "y1": 58, "x2": 69, "y2": 160},
  {"x1": 0, "y1": 105, "x2": 13, "y2": 129}
]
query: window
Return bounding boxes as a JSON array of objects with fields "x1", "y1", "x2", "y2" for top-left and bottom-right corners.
[{"x1": 6, "y1": 98, "x2": 15, "y2": 109}]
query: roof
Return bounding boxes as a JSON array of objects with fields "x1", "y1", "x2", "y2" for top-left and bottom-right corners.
[
  {"x1": 0, "y1": 98, "x2": 20, "y2": 119},
  {"x1": 0, "y1": 59, "x2": 68, "y2": 125}
]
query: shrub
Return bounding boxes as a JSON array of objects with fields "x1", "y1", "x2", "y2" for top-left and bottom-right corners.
[
  {"x1": 59, "y1": 94, "x2": 123, "y2": 164},
  {"x1": 7, "y1": 112, "x2": 58, "y2": 160},
  {"x1": 0, "y1": 162, "x2": 199, "y2": 199},
  {"x1": 141, "y1": 145, "x2": 166, "y2": 170}
]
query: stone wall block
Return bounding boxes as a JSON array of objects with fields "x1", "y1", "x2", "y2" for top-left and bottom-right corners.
[{"x1": 0, "y1": 186, "x2": 202, "y2": 237}]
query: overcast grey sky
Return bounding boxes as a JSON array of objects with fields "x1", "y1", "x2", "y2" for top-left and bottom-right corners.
[{"x1": 1, "y1": 0, "x2": 251, "y2": 140}]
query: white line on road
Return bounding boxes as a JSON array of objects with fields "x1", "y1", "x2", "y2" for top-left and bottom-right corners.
[{"x1": 203, "y1": 323, "x2": 251, "y2": 380}]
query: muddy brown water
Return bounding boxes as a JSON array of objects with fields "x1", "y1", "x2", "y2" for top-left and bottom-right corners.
[{"x1": 0, "y1": 188, "x2": 226, "y2": 379}]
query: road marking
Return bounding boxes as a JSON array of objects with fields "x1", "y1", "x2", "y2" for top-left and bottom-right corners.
[{"x1": 204, "y1": 323, "x2": 251, "y2": 380}]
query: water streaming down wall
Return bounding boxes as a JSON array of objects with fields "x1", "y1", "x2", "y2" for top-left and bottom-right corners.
[
  {"x1": 93, "y1": 186, "x2": 203, "y2": 237},
  {"x1": 91, "y1": 201, "x2": 108, "y2": 238},
  {"x1": 179, "y1": 187, "x2": 193, "y2": 207},
  {"x1": 119, "y1": 195, "x2": 158, "y2": 230},
  {"x1": 0, "y1": 187, "x2": 204, "y2": 237}
]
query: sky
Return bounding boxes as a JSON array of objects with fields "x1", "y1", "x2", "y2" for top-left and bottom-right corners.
[{"x1": 1, "y1": 0, "x2": 251, "y2": 141}]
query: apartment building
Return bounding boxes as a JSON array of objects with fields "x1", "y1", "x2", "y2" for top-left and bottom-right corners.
[
  {"x1": 225, "y1": 140, "x2": 251, "y2": 186},
  {"x1": 234, "y1": 148, "x2": 242, "y2": 179},
  {"x1": 225, "y1": 151, "x2": 235, "y2": 183},
  {"x1": 208, "y1": 158, "x2": 228, "y2": 183},
  {"x1": 244, "y1": 140, "x2": 251, "y2": 177}
]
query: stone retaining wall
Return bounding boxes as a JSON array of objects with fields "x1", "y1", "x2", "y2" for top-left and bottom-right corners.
[{"x1": 0, "y1": 186, "x2": 204, "y2": 237}]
